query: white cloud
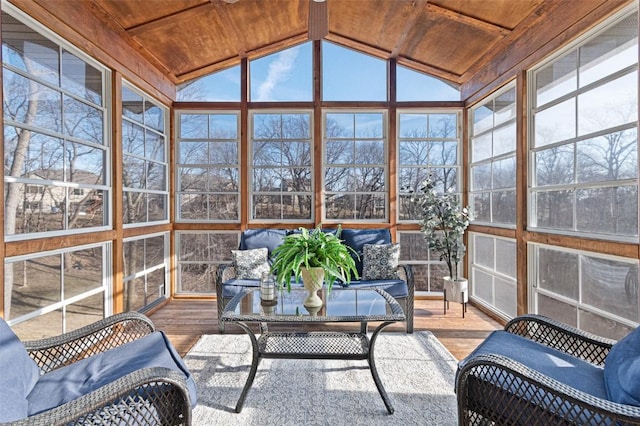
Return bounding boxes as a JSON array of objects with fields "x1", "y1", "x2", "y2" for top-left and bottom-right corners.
[{"x1": 256, "y1": 47, "x2": 299, "y2": 101}]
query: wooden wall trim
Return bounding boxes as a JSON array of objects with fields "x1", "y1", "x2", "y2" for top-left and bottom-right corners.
[
  {"x1": 5, "y1": 230, "x2": 117, "y2": 258},
  {"x1": 524, "y1": 231, "x2": 639, "y2": 259},
  {"x1": 112, "y1": 73, "x2": 124, "y2": 313},
  {"x1": 7, "y1": 0, "x2": 175, "y2": 103},
  {"x1": 515, "y1": 71, "x2": 528, "y2": 316}
]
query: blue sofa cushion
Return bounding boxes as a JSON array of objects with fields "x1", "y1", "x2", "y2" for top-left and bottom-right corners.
[
  {"x1": 0, "y1": 319, "x2": 40, "y2": 422},
  {"x1": 362, "y1": 243, "x2": 400, "y2": 280},
  {"x1": 459, "y1": 330, "x2": 608, "y2": 400},
  {"x1": 26, "y1": 330, "x2": 198, "y2": 416},
  {"x1": 232, "y1": 248, "x2": 270, "y2": 279},
  {"x1": 339, "y1": 279, "x2": 408, "y2": 298},
  {"x1": 340, "y1": 229, "x2": 391, "y2": 278},
  {"x1": 239, "y1": 229, "x2": 287, "y2": 256},
  {"x1": 604, "y1": 326, "x2": 640, "y2": 406}
]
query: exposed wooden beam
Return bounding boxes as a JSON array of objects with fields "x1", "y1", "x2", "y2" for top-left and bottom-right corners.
[
  {"x1": 425, "y1": 3, "x2": 511, "y2": 37},
  {"x1": 126, "y1": 2, "x2": 212, "y2": 36}
]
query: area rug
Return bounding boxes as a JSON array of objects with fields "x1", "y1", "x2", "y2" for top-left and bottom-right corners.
[{"x1": 184, "y1": 331, "x2": 458, "y2": 425}]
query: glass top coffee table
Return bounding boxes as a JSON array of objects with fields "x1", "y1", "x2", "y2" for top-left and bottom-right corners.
[{"x1": 221, "y1": 287, "x2": 406, "y2": 414}]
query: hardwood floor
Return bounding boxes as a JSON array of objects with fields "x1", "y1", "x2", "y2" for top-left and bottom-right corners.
[{"x1": 149, "y1": 297, "x2": 502, "y2": 361}]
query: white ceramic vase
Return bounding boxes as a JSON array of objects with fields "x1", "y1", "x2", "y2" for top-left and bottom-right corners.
[
  {"x1": 300, "y1": 267, "x2": 324, "y2": 308},
  {"x1": 443, "y1": 276, "x2": 469, "y2": 304}
]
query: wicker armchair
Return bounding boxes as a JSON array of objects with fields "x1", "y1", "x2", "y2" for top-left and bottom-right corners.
[
  {"x1": 455, "y1": 314, "x2": 640, "y2": 425},
  {"x1": 3, "y1": 312, "x2": 194, "y2": 425}
]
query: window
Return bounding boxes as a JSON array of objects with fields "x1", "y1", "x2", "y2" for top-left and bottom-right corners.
[
  {"x1": 176, "y1": 231, "x2": 239, "y2": 295},
  {"x1": 397, "y1": 65, "x2": 460, "y2": 101},
  {"x1": 177, "y1": 111, "x2": 240, "y2": 222},
  {"x1": 5, "y1": 243, "x2": 109, "y2": 340},
  {"x1": 122, "y1": 82, "x2": 169, "y2": 226},
  {"x1": 470, "y1": 84, "x2": 517, "y2": 225},
  {"x1": 530, "y1": 243, "x2": 637, "y2": 340},
  {"x1": 123, "y1": 233, "x2": 168, "y2": 311},
  {"x1": 324, "y1": 111, "x2": 387, "y2": 221},
  {"x1": 397, "y1": 111, "x2": 461, "y2": 221},
  {"x1": 250, "y1": 111, "x2": 312, "y2": 221},
  {"x1": 2, "y1": 10, "x2": 109, "y2": 239},
  {"x1": 529, "y1": 12, "x2": 638, "y2": 240},
  {"x1": 470, "y1": 233, "x2": 517, "y2": 318},
  {"x1": 398, "y1": 231, "x2": 446, "y2": 293},
  {"x1": 177, "y1": 65, "x2": 241, "y2": 102},
  {"x1": 250, "y1": 42, "x2": 312, "y2": 102},
  {"x1": 322, "y1": 42, "x2": 387, "y2": 101}
]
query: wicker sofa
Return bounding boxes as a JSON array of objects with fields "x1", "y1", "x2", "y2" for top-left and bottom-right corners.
[
  {"x1": 216, "y1": 228, "x2": 414, "y2": 333},
  {"x1": 1, "y1": 312, "x2": 196, "y2": 425},
  {"x1": 455, "y1": 314, "x2": 640, "y2": 425}
]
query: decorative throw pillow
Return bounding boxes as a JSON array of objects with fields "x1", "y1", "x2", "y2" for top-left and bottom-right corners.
[
  {"x1": 604, "y1": 326, "x2": 640, "y2": 406},
  {"x1": 362, "y1": 243, "x2": 400, "y2": 280},
  {"x1": 232, "y1": 248, "x2": 270, "y2": 279}
]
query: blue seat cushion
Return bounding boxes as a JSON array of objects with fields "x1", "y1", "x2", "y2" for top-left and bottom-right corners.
[
  {"x1": 340, "y1": 229, "x2": 392, "y2": 278},
  {"x1": 459, "y1": 330, "x2": 608, "y2": 400},
  {"x1": 26, "y1": 331, "x2": 198, "y2": 416},
  {"x1": 239, "y1": 229, "x2": 287, "y2": 257},
  {"x1": 338, "y1": 279, "x2": 408, "y2": 298},
  {"x1": 604, "y1": 326, "x2": 640, "y2": 406},
  {"x1": 0, "y1": 319, "x2": 41, "y2": 422}
]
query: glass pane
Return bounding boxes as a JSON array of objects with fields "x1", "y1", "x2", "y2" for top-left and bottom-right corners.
[
  {"x1": 178, "y1": 193, "x2": 208, "y2": 220},
  {"x1": 325, "y1": 194, "x2": 355, "y2": 219},
  {"x1": 12, "y1": 310, "x2": 62, "y2": 340},
  {"x1": 472, "y1": 133, "x2": 491, "y2": 162},
  {"x1": 177, "y1": 66, "x2": 241, "y2": 102},
  {"x1": 63, "y1": 96, "x2": 103, "y2": 143},
  {"x1": 355, "y1": 140, "x2": 384, "y2": 164},
  {"x1": 578, "y1": 71, "x2": 637, "y2": 136},
  {"x1": 534, "y1": 98, "x2": 576, "y2": 146},
  {"x1": 580, "y1": 309, "x2": 635, "y2": 341},
  {"x1": 494, "y1": 88, "x2": 516, "y2": 126},
  {"x1": 123, "y1": 155, "x2": 145, "y2": 189},
  {"x1": 65, "y1": 247, "x2": 103, "y2": 299},
  {"x1": 534, "y1": 146, "x2": 574, "y2": 186},
  {"x1": 472, "y1": 163, "x2": 491, "y2": 191},
  {"x1": 144, "y1": 99, "x2": 164, "y2": 132},
  {"x1": 179, "y1": 233, "x2": 210, "y2": 261},
  {"x1": 2, "y1": 14, "x2": 59, "y2": 85},
  {"x1": 253, "y1": 113, "x2": 282, "y2": 138},
  {"x1": 326, "y1": 140, "x2": 354, "y2": 164},
  {"x1": 250, "y1": 42, "x2": 312, "y2": 102},
  {"x1": 325, "y1": 167, "x2": 352, "y2": 192},
  {"x1": 399, "y1": 113, "x2": 428, "y2": 138},
  {"x1": 123, "y1": 191, "x2": 146, "y2": 224},
  {"x1": 179, "y1": 263, "x2": 213, "y2": 293},
  {"x1": 492, "y1": 156, "x2": 516, "y2": 189},
  {"x1": 145, "y1": 130, "x2": 165, "y2": 162},
  {"x1": 399, "y1": 140, "x2": 427, "y2": 165},
  {"x1": 473, "y1": 103, "x2": 493, "y2": 135},
  {"x1": 179, "y1": 141, "x2": 207, "y2": 165},
  {"x1": 429, "y1": 114, "x2": 457, "y2": 138},
  {"x1": 209, "y1": 114, "x2": 238, "y2": 138},
  {"x1": 537, "y1": 247, "x2": 579, "y2": 299},
  {"x1": 579, "y1": 14, "x2": 638, "y2": 87},
  {"x1": 576, "y1": 186, "x2": 638, "y2": 236},
  {"x1": 147, "y1": 162, "x2": 166, "y2": 191},
  {"x1": 66, "y1": 292, "x2": 103, "y2": 332},
  {"x1": 538, "y1": 294, "x2": 578, "y2": 327},
  {"x1": 355, "y1": 193, "x2": 385, "y2": 219},
  {"x1": 67, "y1": 142, "x2": 104, "y2": 183},
  {"x1": 61, "y1": 50, "x2": 102, "y2": 105},
  {"x1": 577, "y1": 129, "x2": 637, "y2": 183},
  {"x1": 472, "y1": 269, "x2": 493, "y2": 304},
  {"x1": 282, "y1": 194, "x2": 312, "y2": 219},
  {"x1": 146, "y1": 235, "x2": 165, "y2": 268},
  {"x1": 471, "y1": 193, "x2": 490, "y2": 222},
  {"x1": 5, "y1": 255, "x2": 61, "y2": 320},
  {"x1": 122, "y1": 85, "x2": 144, "y2": 124},
  {"x1": 429, "y1": 141, "x2": 457, "y2": 165},
  {"x1": 209, "y1": 142, "x2": 238, "y2": 165},
  {"x1": 148, "y1": 193, "x2": 167, "y2": 221},
  {"x1": 122, "y1": 121, "x2": 144, "y2": 156},
  {"x1": 124, "y1": 276, "x2": 146, "y2": 311},
  {"x1": 535, "y1": 190, "x2": 573, "y2": 230},
  {"x1": 582, "y1": 256, "x2": 637, "y2": 322},
  {"x1": 493, "y1": 122, "x2": 516, "y2": 156},
  {"x1": 473, "y1": 234, "x2": 494, "y2": 268},
  {"x1": 322, "y1": 41, "x2": 386, "y2": 101},
  {"x1": 354, "y1": 166, "x2": 385, "y2": 192},
  {"x1": 495, "y1": 238, "x2": 516, "y2": 278},
  {"x1": 282, "y1": 141, "x2": 311, "y2": 166},
  {"x1": 492, "y1": 191, "x2": 516, "y2": 224},
  {"x1": 69, "y1": 189, "x2": 106, "y2": 229},
  {"x1": 180, "y1": 113, "x2": 208, "y2": 139},
  {"x1": 253, "y1": 194, "x2": 281, "y2": 219},
  {"x1": 123, "y1": 238, "x2": 144, "y2": 277},
  {"x1": 147, "y1": 268, "x2": 166, "y2": 302},
  {"x1": 494, "y1": 276, "x2": 517, "y2": 317},
  {"x1": 4, "y1": 70, "x2": 62, "y2": 132},
  {"x1": 397, "y1": 65, "x2": 460, "y2": 101},
  {"x1": 13, "y1": 131, "x2": 64, "y2": 178},
  {"x1": 535, "y1": 50, "x2": 577, "y2": 106},
  {"x1": 209, "y1": 194, "x2": 239, "y2": 220}
]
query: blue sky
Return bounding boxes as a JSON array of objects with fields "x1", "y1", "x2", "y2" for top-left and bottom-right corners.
[{"x1": 178, "y1": 41, "x2": 460, "y2": 102}]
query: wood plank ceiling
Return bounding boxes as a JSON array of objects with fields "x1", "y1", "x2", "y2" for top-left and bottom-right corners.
[{"x1": 56, "y1": 0, "x2": 614, "y2": 87}]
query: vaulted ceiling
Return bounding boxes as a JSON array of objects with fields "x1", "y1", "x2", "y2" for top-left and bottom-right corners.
[{"x1": 14, "y1": 0, "x2": 622, "y2": 90}]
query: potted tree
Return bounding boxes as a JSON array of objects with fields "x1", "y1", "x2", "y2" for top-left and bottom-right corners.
[
  {"x1": 270, "y1": 225, "x2": 359, "y2": 308},
  {"x1": 412, "y1": 177, "x2": 471, "y2": 309}
]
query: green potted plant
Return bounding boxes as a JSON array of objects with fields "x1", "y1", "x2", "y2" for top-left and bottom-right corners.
[
  {"x1": 270, "y1": 225, "x2": 359, "y2": 308},
  {"x1": 412, "y1": 177, "x2": 471, "y2": 307}
]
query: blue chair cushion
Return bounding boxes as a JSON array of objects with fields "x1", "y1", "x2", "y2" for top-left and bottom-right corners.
[
  {"x1": 340, "y1": 229, "x2": 392, "y2": 278},
  {"x1": 604, "y1": 326, "x2": 640, "y2": 406},
  {"x1": 239, "y1": 229, "x2": 287, "y2": 257},
  {"x1": 339, "y1": 279, "x2": 408, "y2": 298},
  {"x1": 26, "y1": 331, "x2": 198, "y2": 416},
  {"x1": 459, "y1": 330, "x2": 608, "y2": 400},
  {"x1": 0, "y1": 319, "x2": 41, "y2": 422}
]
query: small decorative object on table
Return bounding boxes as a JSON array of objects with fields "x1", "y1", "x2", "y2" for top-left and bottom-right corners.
[{"x1": 260, "y1": 272, "x2": 277, "y2": 306}]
